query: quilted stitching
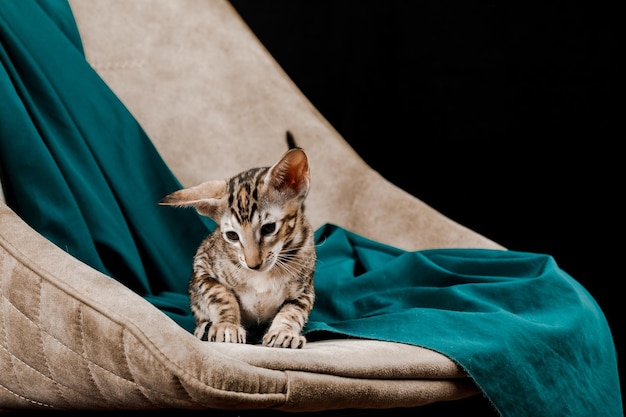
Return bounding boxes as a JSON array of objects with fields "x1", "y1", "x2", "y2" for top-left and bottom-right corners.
[
  {"x1": 1, "y1": 251, "x2": 183, "y2": 409},
  {"x1": 0, "y1": 207, "x2": 289, "y2": 411}
]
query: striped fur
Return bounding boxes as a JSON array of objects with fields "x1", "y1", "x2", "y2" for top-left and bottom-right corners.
[{"x1": 159, "y1": 132, "x2": 316, "y2": 348}]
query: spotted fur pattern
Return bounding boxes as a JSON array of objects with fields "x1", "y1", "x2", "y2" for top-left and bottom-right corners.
[{"x1": 159, "y1": 132, "x2": 315, "y2": 348}]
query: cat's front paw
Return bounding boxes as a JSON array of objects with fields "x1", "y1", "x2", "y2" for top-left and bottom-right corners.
[
  {"x1": 263, "y1": 328, "x2": 306, "y2": 349},
  {"x1": 205, "y1": 322, "x2": 246, "y2": 344},
  {"x1": 194, "y1": 321, "x2": 211, "y2": 340}
]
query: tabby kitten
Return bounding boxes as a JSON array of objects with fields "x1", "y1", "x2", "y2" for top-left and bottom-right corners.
[{"x1": 159, "y1": 132, "x2": 316, "y2": 348}]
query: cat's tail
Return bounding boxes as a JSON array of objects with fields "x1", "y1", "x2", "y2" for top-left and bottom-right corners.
[{"x1": 286, "y1": 130, "x2": 300, "y2": 150}]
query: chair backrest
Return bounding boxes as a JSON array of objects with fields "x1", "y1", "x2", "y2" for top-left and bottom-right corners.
[{"x1": 47, "y1": 0, "x2": 504, "y2": 252}]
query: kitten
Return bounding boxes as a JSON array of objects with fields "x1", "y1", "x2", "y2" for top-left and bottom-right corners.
[{"x1": 159, "y1": 132, "x2": 316, "y2": 348}]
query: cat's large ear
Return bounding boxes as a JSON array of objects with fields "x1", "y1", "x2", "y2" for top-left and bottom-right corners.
[
  {"x1": 158, "y1": 180, "x2": 227, "y2": 218},
  {"x1": 266, "y1": 148, "x2": 311, "y2": 197}
]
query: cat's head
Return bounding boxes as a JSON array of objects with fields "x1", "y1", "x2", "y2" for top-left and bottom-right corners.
[{"x1": 159, "y1": 148, "x2": 312, "y2": 271}]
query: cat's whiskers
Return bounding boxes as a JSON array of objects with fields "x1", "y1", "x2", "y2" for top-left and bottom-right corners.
[
  {"x1": 283, "y1": 245, "x2": 313, "y2": 261},
  {"x1": 274, "y1": 256, "x2": 300, "y2": 277},
  {"x1": 213, "y1": 256, "x2": 245, "y2": 286}
]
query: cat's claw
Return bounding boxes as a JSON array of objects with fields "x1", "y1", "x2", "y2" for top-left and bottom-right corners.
[
  {"x1": 263, "y1": 329, "x2": 306, "y2": 349},
  {"x1": 205, "y1": 322, "x2": 246, "y2": 344}
]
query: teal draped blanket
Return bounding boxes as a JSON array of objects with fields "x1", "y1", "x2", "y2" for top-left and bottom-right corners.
[{"x1": 1, "y1": 2, "x2": 621, "y2": 416}]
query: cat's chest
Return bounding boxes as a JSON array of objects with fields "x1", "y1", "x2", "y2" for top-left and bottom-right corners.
[{"x1": 236, "y1": 272, "x2": 293, "y2": 324}]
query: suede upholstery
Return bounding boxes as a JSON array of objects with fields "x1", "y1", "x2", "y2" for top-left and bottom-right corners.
[{"x1": 0, "y1": 0, "x2": 503, "y2": 412}]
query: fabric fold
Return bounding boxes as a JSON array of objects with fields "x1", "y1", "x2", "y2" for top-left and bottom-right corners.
[{"x1": 307, "y1": 224, "x2": 621, "y2": 417}]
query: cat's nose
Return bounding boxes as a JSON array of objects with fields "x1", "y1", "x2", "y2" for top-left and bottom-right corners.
[
  {"x1": 244, "y1": 247, "x2": 262, "y2": 270},
  {"x1": 248, "y1": 262, "x2": 262, "y2": 271}
]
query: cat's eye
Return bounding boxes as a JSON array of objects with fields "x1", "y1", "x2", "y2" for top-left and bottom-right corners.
[
  {"x1": 260, "y1": 223, "x2": 276, "y2": 236},
  {"x1": 225, "y1": 231, "x2": 239, "y2": 242}
]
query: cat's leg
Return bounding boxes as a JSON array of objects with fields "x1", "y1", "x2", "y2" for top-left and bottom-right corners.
[
  {"x1": 263, "y1": 291, "x2": 314, "y2": 349},
  {"x1": 205, "y1": 286, "x2": 247, "y2": 343},
  {"x1": 190, "y1": 277, "x2": 247, "y2": 344}
]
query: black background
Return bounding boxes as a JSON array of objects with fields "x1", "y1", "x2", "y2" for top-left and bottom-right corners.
[{"x1": 229, "y1": 0, "x2": 622, "y2": 396}]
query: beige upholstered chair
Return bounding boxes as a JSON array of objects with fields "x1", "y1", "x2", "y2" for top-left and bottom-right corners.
[{"x1": 1, "y1": 1, "x2": 504, "y2": 413}]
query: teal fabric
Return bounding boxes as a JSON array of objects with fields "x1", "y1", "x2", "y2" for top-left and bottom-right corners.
[
  {"x1": 0, "y1": 2, "x2": 621, "y2": 417},
  {"x1": 0, "y1": 0, "x2": 213, "y2": 331},
  {"x1": 307, "y1": 224, "x2": 622, "y2": 417}
]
